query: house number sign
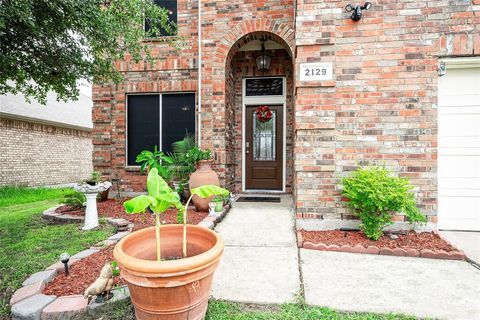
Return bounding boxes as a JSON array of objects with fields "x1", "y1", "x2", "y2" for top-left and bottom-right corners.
[{"x1": 299, "y1": 62, "x2": 333, "y2": 81}]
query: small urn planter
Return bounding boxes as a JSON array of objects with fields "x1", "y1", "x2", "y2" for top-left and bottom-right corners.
[
  {"x1": 189, "y1": 160, "x2": 220, "y2": 212},
  {"x1": 113, "y1": 225, "x2": 223, "y2": 320},
  {"x1": 74, "y1": 181, "x2": 112, "y2": 230}
]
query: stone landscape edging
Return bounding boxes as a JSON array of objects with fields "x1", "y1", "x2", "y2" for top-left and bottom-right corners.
[
  {"x1": 12, "y1": 204, "x2": 231, "y2": 319},
  {"x1": 296, "y1": 231, "x2": 466, "y2": 261}
]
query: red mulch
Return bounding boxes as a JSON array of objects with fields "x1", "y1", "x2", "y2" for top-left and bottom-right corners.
[
  {"x1": 300, "y1": 230, "x2": 455, "y2": 252},
  {"x1": 55, "y1": 199, "x2": 208, "y2": 230},
  {"x1": 45, "y1": 199, "x2": 209, "y2": 297},
  {"x1": 43, "y1": 246, "x2": 124, "y2": 296}
]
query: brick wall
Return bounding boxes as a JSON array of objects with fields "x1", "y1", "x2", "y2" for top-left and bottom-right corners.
[
  {"x1": 294, "y1": 0, "x2": 480, "y2": 224},
  {"x1": 93, "y1": 0, "x2": 480, "y2": 225},
  {"x1": 0, "y1": 118, "x2": 92, "y2": 187}
]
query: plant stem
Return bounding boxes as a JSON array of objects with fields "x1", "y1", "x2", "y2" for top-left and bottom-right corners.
[
  {"x1": 183, "y1": 194, "x2": 194, "y2": 258},
  {"x1": 155, "y1": 212, "x2": 161, "y2": 261}
]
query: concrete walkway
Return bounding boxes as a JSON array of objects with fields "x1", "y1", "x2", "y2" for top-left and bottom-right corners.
[
  {"x1": 212, "y1": 195, "x2": 299, "y2": 304},
  {"x1": 212, "y1": 196, "x2": 480, "y2": 319}
]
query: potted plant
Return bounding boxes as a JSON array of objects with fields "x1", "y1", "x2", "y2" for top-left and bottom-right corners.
[
  {"x1": 188, "y1": 148, "x2": 219, "y2": 212},
  {"x1": 113, "y1": 168, "x2": 229, "y2": 319},
  {"x1": 136, "y1": 145, "x2": 173, "y2": 181},
  {"x1": 85, "y1": 171, "x2": 101, "y2": 186},
  {"x1": 212, "y1": 195, "x2": 227, "y2": 212}
]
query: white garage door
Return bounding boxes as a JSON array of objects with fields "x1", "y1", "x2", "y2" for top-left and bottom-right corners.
[{"x1": 438, "y1": 64, "x2": 480, "y2": 231}]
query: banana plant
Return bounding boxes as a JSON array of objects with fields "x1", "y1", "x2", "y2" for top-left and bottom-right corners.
[{"x1": 123, "y1": 168, "x2": 229, "y2": 261}]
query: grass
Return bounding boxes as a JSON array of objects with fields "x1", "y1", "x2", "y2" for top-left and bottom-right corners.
[
  {"x1": 88, "y1": 299, "x2": 416, "y2": 320},
  {"x1": 0, "y1": 186, "x2": 115, "y2": 318},
  {"x1": 0, "y1": 186, "x2": 71, "y2": 207}
]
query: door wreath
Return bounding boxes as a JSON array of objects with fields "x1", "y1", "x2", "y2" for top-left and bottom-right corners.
[{"x1": 255, "y1": 106, "x2": 273, "y2": 123}]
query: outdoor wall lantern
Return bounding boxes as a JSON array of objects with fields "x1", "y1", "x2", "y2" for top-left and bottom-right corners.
[
  {"x1": 345, "y1": 2, "x2": 372, "y2": 22},
  {"x1": 256, "y1": 39, "x2": 271, "y2": 72}
]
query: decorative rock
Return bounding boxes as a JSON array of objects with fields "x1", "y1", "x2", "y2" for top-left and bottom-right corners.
[
  {"x1": 350, "y1": 245, "x2": 367, "y2": 254},
  {"x1": 107, "y1": 218, "x2": 130, "y2": 232},
  {"x1": 10, "y1": 282, "x2": 45, "y2": 306},
  {"x1": 54, "y1": 214, "x2": 84, "y2": 223},
  {"x1": 22, "y1": 270, "x2": 57, "y2": 287},
  {"x1": 107, "y1": 231, "x2": 130, "y2": 241},
  {"x1": 71, "y1": 249, "x2": 99, "y2": 260},
  {"x1": 420, "y1": 249, "x2": 437, "y2": 259},
  {"x1": 325, "y1": 244, "x2": 341, "y2": 252},
  {"x1": 303, "y1": 242, "x2": 328, "y2": 251},
  {"x1": 389, "y1": 234, "x2": 399, "y2": 240},
  {"x1": 339, "y1": 245, "x2": 354, "y2": 253},
  {"x1": 41, "y1": 295, "x2": 88, "y2": 320},
  {"x1": 87, "y1": 286, "x2": 130, "y2": 317},
  {"x1": 45, "y1": 259, "x2": 79, "y2": 273},
  {"x1": 447, "y1": 250, "x2": 466, "y2": 260},
  {"x1": 11, "y1": 294, "x2": 56, "y2": 320},
  {"x1": 391, "y1": 248, "x2": 408, "y2": 256},
  {"x1": 405, "y1": 248, "x2": 420, "y2": 257},
  {"x1": 365, "y1": 246, "x2": 380, "y2": 255},
  {"x1": 90, "y1": 240, "x2": 117, "y2": 250},
  {"x1": 378, "y1": 247, "x2": 394, "y2": 256}
]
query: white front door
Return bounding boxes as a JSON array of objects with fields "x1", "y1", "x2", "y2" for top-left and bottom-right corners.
[{"x1": 438, "y1": 64, "x2": 480, "y2": 231}]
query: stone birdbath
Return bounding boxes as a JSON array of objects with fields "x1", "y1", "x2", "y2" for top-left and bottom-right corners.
[{"x1": 74, "y1": 181, "x2": 112, "y2": 230}]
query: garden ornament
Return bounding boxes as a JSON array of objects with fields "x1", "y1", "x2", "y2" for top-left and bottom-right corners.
[{"x1": 83, "y1": 263, "x2": 115, "y2": 303}]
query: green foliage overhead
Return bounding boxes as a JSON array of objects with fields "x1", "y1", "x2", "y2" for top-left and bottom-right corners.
[
  {"x1": 341, "y1": 167, "x2": 426, "y2": 240},
  {"x1": 0, "y1": 0, "x2": 177, "y2": 103}
]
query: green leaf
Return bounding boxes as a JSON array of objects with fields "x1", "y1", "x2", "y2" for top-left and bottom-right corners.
[
  {"x1": 123, "y1": 195, "x2": 157, "y2": 214},
  {"x1": 191, "y1": 185, "x2": 229, "y2": 199},
  {"x1": 147, "y1": 168, "x2": 171, "y2": 198}
]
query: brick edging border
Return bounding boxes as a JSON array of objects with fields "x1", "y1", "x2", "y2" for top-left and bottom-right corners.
[
  {"x1": 12, "y1": 204, "x2": 232, "y2": 319},
  {"x1": 297, "y1": 231, "x2": 466, "y2": 261}
]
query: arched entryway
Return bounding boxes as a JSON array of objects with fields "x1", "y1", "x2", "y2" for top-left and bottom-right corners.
[{"x1": 222, "y1": 31, "x2": 294, "y2": 194}]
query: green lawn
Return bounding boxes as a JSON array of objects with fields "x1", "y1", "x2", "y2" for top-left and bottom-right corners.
[
  {"x1": 89, "y1": 299, "x2": 416, "y2": 320},
  {"x1": 0, "y1": 186, "x2": 115, "y2": 317}
]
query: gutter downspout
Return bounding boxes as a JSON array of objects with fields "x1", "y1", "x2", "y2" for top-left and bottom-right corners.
[{"x1": 197, "y1": 0, "x2": 202, "y2": 148}]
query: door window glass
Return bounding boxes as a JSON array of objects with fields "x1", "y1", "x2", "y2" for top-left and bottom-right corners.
[{"x1": 253, "y1": 111, "x2": 276, "y2": 161}]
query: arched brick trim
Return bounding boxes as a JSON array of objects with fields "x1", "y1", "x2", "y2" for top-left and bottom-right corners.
[
  {"x1": 214, "y1": 18, "x2": 295, "y2": 70},
  {"x1": 204, "y1": 18, "x2": 295, "y2": 189}
]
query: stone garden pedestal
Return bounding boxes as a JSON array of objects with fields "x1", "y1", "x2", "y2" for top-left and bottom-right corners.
[{"x1": 74, "y1": 182, "x2": 112, "y2": 230}]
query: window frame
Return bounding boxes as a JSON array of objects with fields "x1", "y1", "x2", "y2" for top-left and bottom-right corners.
[{"x1": 125, "y1": 92, "x2": 196, "y2": 168}]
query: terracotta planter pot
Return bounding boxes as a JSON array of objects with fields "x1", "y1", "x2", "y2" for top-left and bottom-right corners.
[
  {"x1": 189, "y1": 160, "x2": 220, "y2": 212},
  {"x1": 98, "y1": 186, "x2": 110, "y2": 202},
  {"x1": 113, "y1": 225, "x2": 224, "y2": 320}
]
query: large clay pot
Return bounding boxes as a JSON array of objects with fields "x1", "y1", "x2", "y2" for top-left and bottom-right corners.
[
  {"x1": 113, "y1": 225, "x2": 224, "y2": 320},
  {"x1": 189, "y1": 160, "x2": 220, "y2": 212}
]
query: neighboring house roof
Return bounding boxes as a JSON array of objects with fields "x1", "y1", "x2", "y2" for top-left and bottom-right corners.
[{"x1": 0, "y1": 91, "x2": 93, "y2": 130}]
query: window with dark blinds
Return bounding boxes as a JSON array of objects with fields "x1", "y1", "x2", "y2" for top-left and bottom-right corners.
[
  {"x1": 126, "y1": 93, "x2": 195, "y2": 166},
  {"x1": 127, "y1": 95, "x2": 160, "y2": 166}
]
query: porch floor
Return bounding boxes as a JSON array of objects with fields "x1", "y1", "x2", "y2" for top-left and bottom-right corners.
[{"x1": 212, "y1": 196, "x2": 480, "y2": 319}]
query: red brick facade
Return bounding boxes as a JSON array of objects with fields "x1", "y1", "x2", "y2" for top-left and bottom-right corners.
[{"x1": 93, "y1": 0, "x2": 480, "y2": 226}]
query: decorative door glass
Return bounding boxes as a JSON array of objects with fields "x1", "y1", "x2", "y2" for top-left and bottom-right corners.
[{"x1": 252, "y1": 111, "x2": 276, "y2": 161}]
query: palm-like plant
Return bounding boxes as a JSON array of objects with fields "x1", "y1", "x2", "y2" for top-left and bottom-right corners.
[{"x1": 123, "y1": 168, "x2": 229, "y2": 261}]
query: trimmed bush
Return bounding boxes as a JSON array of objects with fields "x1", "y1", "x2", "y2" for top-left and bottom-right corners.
[{"x1": 341, "y1": 167, "x2": 426, "y2": 240}]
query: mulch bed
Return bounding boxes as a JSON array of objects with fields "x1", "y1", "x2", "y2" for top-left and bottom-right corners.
[
  {"x1": 43, "y1": 246, "x2": 124, "y2": 296},
  {"x1": 55, "y1": 199, "x2": 208, "y2": 230},
  {"x1": 300, "y1": 230, "x2": 455, "y2": 252},
  {"x1": 45, "y1": 199, "x2": 209, "y2": 297}
]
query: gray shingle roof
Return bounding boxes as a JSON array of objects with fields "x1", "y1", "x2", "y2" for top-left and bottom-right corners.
[{"x1": 0, "y1": 91, "x2": 93, "y2": 130}]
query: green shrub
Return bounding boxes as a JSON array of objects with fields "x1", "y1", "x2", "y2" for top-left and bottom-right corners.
[
  {"x1": 341, "y1": 167, "x2": 426, "y2": 240},
  {"x1": 63, "y1": 190, "x2": 86, "y2": 208}
]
